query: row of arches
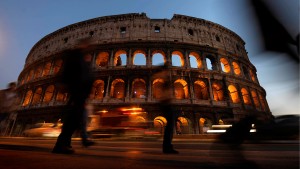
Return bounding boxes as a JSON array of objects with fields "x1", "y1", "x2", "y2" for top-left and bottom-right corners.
[
  {"x1": 21, "y1": 77, "x2": 267, "y2": 111},
  {"x1": 19, "y1": 49, "x2": 257, "y2": 86}
]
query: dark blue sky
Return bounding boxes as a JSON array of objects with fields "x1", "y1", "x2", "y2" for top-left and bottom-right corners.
[{"x1": 0, "y1": 0, "x2": 298, "y2": 115}]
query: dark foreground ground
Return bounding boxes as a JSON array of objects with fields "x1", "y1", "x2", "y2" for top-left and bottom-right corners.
[{"x1": 0, "y1": 137, "x2": 298, "y2": 169}]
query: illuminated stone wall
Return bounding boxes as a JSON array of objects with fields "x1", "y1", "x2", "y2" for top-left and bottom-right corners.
[{"x1": 14, "y1": 13, "x2": 272, "y2": 135}]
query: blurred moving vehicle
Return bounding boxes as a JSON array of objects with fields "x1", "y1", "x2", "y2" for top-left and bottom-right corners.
[
  {"x1": 89, "y1": 107, "x2": 159, "y2": 138},
  {"x1": 253, "y1": 115, "x2": 300, "y2": 140},
  {"x1": 23, "y1": 122, "x2": 62, "y2": 137}
]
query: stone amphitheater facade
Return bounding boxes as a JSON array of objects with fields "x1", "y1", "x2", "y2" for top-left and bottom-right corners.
[{"x1": 14, "y1": 13, "x2": 272, "y2": 135}]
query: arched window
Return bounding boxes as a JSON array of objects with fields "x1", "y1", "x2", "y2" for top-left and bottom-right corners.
[
  {"x1": 56, "y1": 90, "x2": 68, "y2": 102},
  {"x1": 249, "y1": 69, "x2": 256, "y2": 82},
  {"x1": 114, "y1": 50, "x2": 127, "y2": 66},
  {"x1": 212, "y1": 82, "x2": 224, "y2": 101},
  {"x1": 110, "y1": 79, "x2": 125, "y2": 98},
  {"x1": 232, "y1": 62, "x2": 241, "y2": 75},
  {"x1": 228, "y1": 85, "x2": 240, "y2": 103},
  {"x1": 172, "y1": 51, "x2": 184, "y2": 67},
  {"x1": 259, "y1": 93, "x2": 266, "y2": 111},
  {"x1": 242, "y1": 66, "x2": 250, "y2": 80},
  {"x1": 152, "y1": 78, "x2": 165, "y2": 99},
  {"x1": 174, "y1": 79, "x2": 189, "y2": 99},
  {"x1": 42, "y1": 62, "x2": 52, "y2": 77},
  {"x1": 194, "y1": 80, "x2": 209, "y2": 100},
  {"x1": 241, "y1": 88, "x2": 251, "y2": 105},
  {"x1": 152, "y1": 51, "x2": 166, "y2": 66},
  {"x1": 189, "y1": 52, "x2": 202, "y2": 68},
  {"x1": 34, "y1": 66, "x2": 43, "y2": 79},
  {"x1": 206, "y1": 58, "x2": 213, "y2": 70},
  {"x1": 251, "y1": 90, "x2": 260, "y2": 109},
  {"x1": 132, "y1": 78, "x2": 146, "y2": 98},
  {"x1": 90, "y1": 80, "x2": 105, "y2": 100},
  {"x1": 96, "y1": 52, "x2": 109, "y2": 67},
  {"x1": 133, "y1": 50, "x2": 146, "y2": 66},
  {"x1": 43, "y1": 85, "x2": 55, "y2": 103},
  {"x1": 26, "y1": 70, "x2": 34, "y2": 82},
  {"x1": 22, "y1": 90, "x2": 33, "y2": 106},
  {"x1": 53, "y1": 59, "x2": 63, "y2": 74},
  {"x1": 32, "y1": 87, "x2": 43, "y2": 105},
  {"x1": 220, "y1": 58, "x2": 231, "y2": 73}
]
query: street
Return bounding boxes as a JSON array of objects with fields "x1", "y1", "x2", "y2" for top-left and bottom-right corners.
[{"x1": 0, "y1": 137, "x2": 298, "y2": 169}]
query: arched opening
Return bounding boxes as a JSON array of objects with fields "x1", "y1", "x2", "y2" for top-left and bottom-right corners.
[
  {"x1": 110, "y1": 79, "x2": 125, "y2": 98},
  {"x1": 154, "y1": 116, "x2": 167, "y2": 134},
  {"x1": 22, "y1": 90, "x2": 33, "y2": 106},
  {"x1": 199, "y1": 117, "x2": 213, "y2": 134},
  {"x1": 220, "y1": 58, "x2": 231, "y2": 73},
  {"x1": 53, "y1": 59, "x2": 63, "y2": 74},
  {"x1": 241, "y1": 88, "x2": 251, "y2": 105},
  {"x1": 249, "y1": 69, "x2": 256, "y2": 82},
  {"x1": 228, "y1": 85, "x2": 240, "y2": 103},
  {"x1": 174, "y1": 79, "x2": 189, "y2": 99},
  {"x1": 43, "y1": 85, "x2": 55, "y2": 103},
  {"x1": 114, "y1": 50, "x2": 127, "y2": 66},
  {"x1": 96, "y1": 52, "x2": 109, "y2": 67},
  {"x1": 90, "y1": 80, "x2": 105, "y2": 100},
  {"x1": 152, "y1": 50, "x2": 166, "y2": 66},
  {"x1": 32, "y1": 87, "x2": 43, "y2": 105},
  {"x1": 251, "y1": 90, "x2": 260, "y2": 109},
  {"x1": 171, "y1": 51, "x2": 184, "y2": 67},
  {"x1": 152, "y1": 78, "x2": 165, "y2": 99},
  {"x1": 56, "y1": 90, "x2": 68, "y2": 102},
  {"x1": 194, "y1": 80, "x2": 209, "y2": 100},
  {"x1": 42, "y1": 62, "x2": 52, "y2": 77},
  {"x1": 26, "y1": 70, "x2": 34, "y2": 82},
  {"x1": 177, "y1": 117, "x2": 190, "y2": 134},
  {"x1": 242, "y1": 66, "x2": 250, "y2": 80},
  {"x1": 259, "y1": 93, "x2": 266, "y2": 111},
  {"x1": 34, "y1": 66, "x2": 42, "y2": 79},
  {"x1": 206, "y1": 58, "x2": 213, "y2": 70},
  {"x1": 133, "y1": 50, "x2": 146, "y2": 65},
  {"x1": 189, "y1": 52, "x2": 202, "y2": 68},
  {"x1": 212, "y1": 82, "x2": 224, "y2": 101},
  {"x1": 132, "y1": 78, "x2": 146, "y2": 98},
  {"x1": 232, "y1": 62, "x2": 241, "y2": 75}
]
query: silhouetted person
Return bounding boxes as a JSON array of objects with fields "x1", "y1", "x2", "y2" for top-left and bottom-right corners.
[
  {"x1": 52, "y1": 39, "x2": 95, "y2": 154},
  {"x1": 153, "y1": 64, "x2": 178, "y2": 154}
]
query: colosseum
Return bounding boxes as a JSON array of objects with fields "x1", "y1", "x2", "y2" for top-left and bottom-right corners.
[{"x1": 13, "y1": 13, "x2": 272, "y2": 136}]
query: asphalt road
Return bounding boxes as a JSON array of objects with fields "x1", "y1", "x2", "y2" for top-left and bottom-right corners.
[{"x1": 0, "y1": 137, "x2": 298, "y2": 169}]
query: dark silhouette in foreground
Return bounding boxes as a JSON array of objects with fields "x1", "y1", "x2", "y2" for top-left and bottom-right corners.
[{"x1": 52, "y1": 39, "x2": 95, "y2": 154}]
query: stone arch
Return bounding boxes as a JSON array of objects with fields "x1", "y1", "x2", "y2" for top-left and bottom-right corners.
[
  {"x1": 34, "y1": 66, "x2": 43, "y2": 79},
  {"x1": 42, "y1": 62, "x2": 52, "y2": 77},
  {"x1": 110, "y1": 79, "x2": 125, "y2": 98},
  {"x1": 242, "y1": 66, "x2": 250, "y2": 80},
  {"x1": 259, "y1": 93, "x2": 266, "y2": 111},
  {"x1": 189, "y1": 52, "x2": 202, "y2": 68},
  {"x1": 152, "y1": 78, "x2": 165, "y2": 99},
  {"x1": 194, "y1": 80, "x2": 209, "y2": 100},
  {"x1": 232, "y1": 61, "x2": 241, "y2": 75},
  {"x1": 174, "y1": 79, "x2": 189, "y2": 99},
  {"x1": 154, "y1": 116, "x2": 167, "y2": 134},
  {"x1": 241, "y1": 88, "x2": 251, "y2": 105},
  {"x1": 133, "y1": 50, "x2": 146, "y2": 65},
  {"x1": 132, "y1": 78, "x2": 146, "y2": 98},
  {"x1": 43, "y1": 85, "x2": 55, "y2": 103},
  {"x1": 32, "y1": 87, "x2": 43, "y2": 105},
  {"x1": 212, "y1": 82, "x2": 224, "y2": 101},
  {"x1": 249, "y1": 69, "x2": 256, "y2": 82},
  {"x1": 114, "y1": 50, "x2": 127, "y2": 66},
  {"x1": 205, "y1": 54, "x2": 217, "y2": 70},
  {"x1": 228, "y1": 85, "x2": 240, "y2": 103},
  {"x1": 177, "y1": 116, "x2": 190, "y2": 134},
  {"x1": 90, "y1": 80, "x2": 105, "y2": 100},
  {"x1": 96, "y1": 52, "x2": 109, "y2": 67},
  {"x1": 220, "y1": 57, "x2": 231, "y2": 73},
  {"x1": 152, "y1": 50, "x2": 166, "y2": 66},
  {"x1": 199, "y1": 117, "x2": 213, "y2": 134},
  {"x1": 171, "y1": 51, "x2": 184, "y2": 67},
  {"x1": 251, "y1": 90, "x2": 260, "y2": 109},
  {"x1": 53, "y1": 59, "x2": 63, "y2": 74},
  {"x1": 26, "y1": 69, "x2": 34, "y2": 82},
  {"x1": 56, "y1": 89, "x2": 68, "y2": 102},
  {"x1": 22, "y1": 90, "x2": 33, "y2": 106}
]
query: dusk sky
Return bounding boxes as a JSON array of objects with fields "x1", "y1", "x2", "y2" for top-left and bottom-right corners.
[{"x1": 0, "y1": 0, "x2": 298, "y2": 116}]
